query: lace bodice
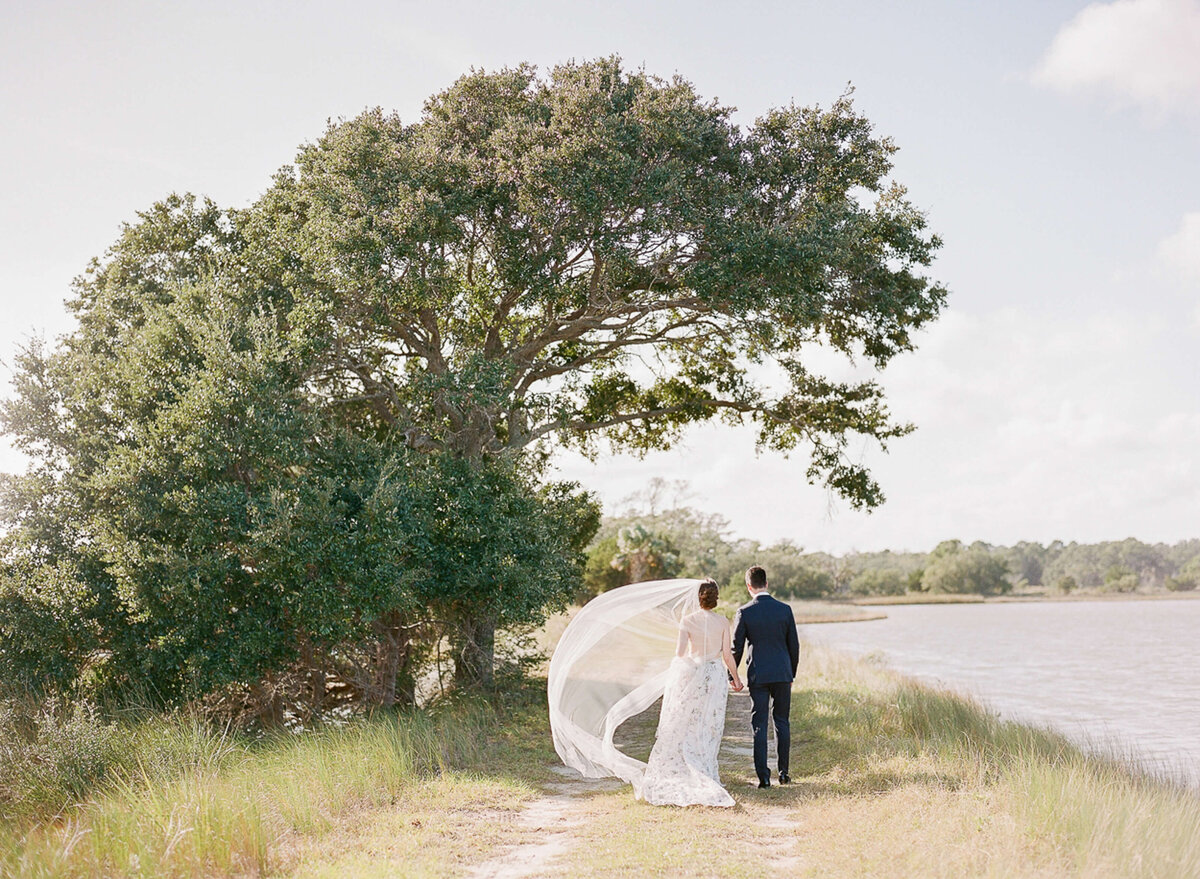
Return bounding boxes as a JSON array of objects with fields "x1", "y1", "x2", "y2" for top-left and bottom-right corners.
[{"x1": 676, "y1": 610, "x2": 730, "y2": 662}]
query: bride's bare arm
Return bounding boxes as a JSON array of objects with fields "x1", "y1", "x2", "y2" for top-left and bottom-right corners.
[{"x1": 721, "y1": 623, "x2": 743, "y2": 689}]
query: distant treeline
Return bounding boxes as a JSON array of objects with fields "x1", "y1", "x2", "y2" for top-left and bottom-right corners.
[{"x1": 583, "y1": 486, "x2": 1200, "y2": 601}]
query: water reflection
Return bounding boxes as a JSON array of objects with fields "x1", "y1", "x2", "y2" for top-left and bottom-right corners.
[{"x1": 801, "y1": 599, "x2": 1200, "y2": 786}]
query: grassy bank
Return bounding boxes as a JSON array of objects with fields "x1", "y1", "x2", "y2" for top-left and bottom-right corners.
[
  {"x1": 849, "y1": 593, "x2": 987, "y2": 605},
  {"x1": 0, "y1": 688, "x2": 553, "y2": 878},
  {"x1": 851, "y1": 591, "x2": 1200, "y2": 606},
  {"x1": 786, "y1": 601, "x2": 887, "y2": 624},
  {"x1": 546, "y1": 647, "x2": 1200, "y2": 877},
  {"x1": 795, "y1": 649, "x2": 1200, "y2": 877},
  {"x1": 4, "y1": 646, "x2": 1199, "y2": 877}
]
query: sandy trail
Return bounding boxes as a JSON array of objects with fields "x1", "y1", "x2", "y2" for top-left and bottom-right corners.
[
  {"x1": 467, "y1": 768, "x2": 622, "y2": 879},
  {"x1": 469, "y1": 689, "x2": 793, "y2": 878}
]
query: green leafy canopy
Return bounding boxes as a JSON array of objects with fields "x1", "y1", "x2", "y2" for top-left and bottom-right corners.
[
  {"x1": 243, "y1": 57, "x2": 946, "y2": 508},
  {"x1": 1, "y1": 57, "x2": 946, "y2": 702}
]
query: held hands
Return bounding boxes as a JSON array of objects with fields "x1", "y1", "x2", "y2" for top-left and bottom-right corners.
[{"x1": 730, "y1": 677, "x2": 744, "y2": 692}]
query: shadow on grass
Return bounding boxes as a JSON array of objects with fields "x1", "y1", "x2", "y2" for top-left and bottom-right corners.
[
  {"x1": 555, "y1": 676, "x2": 1118, "y2": 810},
  {"x1": 427, "y1": 668, "x2": 1160, "y2": 815},
  {"x1": 719, "y1": 677, "x2": 1147, "y2": 808},
  {"x1": 491, "y1": 678, "x2": 981, "y2": 807},
  {"x1": 717, "y1": 685, "x2": 972, "y2": 804}
]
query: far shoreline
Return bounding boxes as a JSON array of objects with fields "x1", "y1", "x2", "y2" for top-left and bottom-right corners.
[
  {"x1": 847, "y1": 590, "x2": 1200, "y2": 607},
  {"x1": 783, "y1": 589, "x2": 1200, "y2": 625}
]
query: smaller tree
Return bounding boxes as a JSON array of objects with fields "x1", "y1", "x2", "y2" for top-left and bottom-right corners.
[
  {"x1": 775, "y1": 565, "x2": 836, "y2": 599},
  {"x1": 1102, "y1": 565, "x2": 1139, "y2": 594},
  {"x1": 1003, "y1": 541, "x2": 1047, "y2": 587},
  {"x1": 1165, "y1": 557, "x2": 1200, "y2": 592},
  {"x1": 754, "y1": 542, "x2": 835, "y2": 598},
  {"x1": 610, "y1": 524, "x2": 682, "y2": 585},
  {"x1": 580, "y1": 536, "x2": 624, "y2": 598},
  {"x1": 921, "y1": 543, "x2": 1010, "y2": 596},
  {"x1": 849, "y1": 568, "x2": 906, "y2": 596}
]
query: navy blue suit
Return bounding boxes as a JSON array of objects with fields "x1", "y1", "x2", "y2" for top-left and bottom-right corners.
[{"x1": 732, "y1": 593, "x2": 800, "y2": 785}]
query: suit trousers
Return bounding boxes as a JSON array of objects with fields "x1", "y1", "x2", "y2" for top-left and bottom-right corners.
[{"x1": 749, "y1": 681, "x2": 791, "y2": 783}]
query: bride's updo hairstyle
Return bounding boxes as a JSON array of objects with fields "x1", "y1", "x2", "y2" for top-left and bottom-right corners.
[{"x1": 698, "y1": 579, "x2": 719, "y2": 610}]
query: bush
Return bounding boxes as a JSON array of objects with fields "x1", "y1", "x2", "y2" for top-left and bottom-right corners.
[
  {"x1": 849, "y1": 568, "x2": 906, "y2": 596},
  {"x1": 579, "y1": 535, "x2": 623, "y2": 599},
  {"x1": 1102, "y1": 565, "x2": 1139, "y2": 593},
  {"x1": 774, "y1": 565, "x2": 836, "y2": 598},
  {"x1": 921, "y1": 544, "x2": 1010, "y2": 595},
  {"x1": 719, "y1": 575, "x2": 748, "y2": 608},
  {"x1": 0, "y1": 699, "x2": 126, "y2": 823},
  {"x1": 1166, "y1": 557, "x2": 1200, "y2": 592}
]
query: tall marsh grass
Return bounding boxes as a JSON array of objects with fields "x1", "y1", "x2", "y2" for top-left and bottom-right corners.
[
  {"x1": 801, "y1": 643, "x2": 1200, "y2": 877},
  {"x1": 0, "y1": 697, "x2": 493, "y2": 878}
]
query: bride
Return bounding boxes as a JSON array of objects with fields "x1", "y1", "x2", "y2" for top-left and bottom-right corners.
[
  {"x1": 548, "y1": 578, "x2": 743, "y2": 808},
  {"x1": 640, "y1": 579, "x2": 743, "y2": 806}
]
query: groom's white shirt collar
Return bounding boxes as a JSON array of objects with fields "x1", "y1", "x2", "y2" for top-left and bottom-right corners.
[{"x1": 752, "y1": 590, "x2": 770, "y2": 598}]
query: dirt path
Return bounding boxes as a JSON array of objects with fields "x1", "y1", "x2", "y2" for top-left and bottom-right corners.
[
  {"x1": 467, "y1": 768, "x2": 623, "y2": 879},
  {"x1": 468, "y1": 689, "x2": 789, "y2": 878}
]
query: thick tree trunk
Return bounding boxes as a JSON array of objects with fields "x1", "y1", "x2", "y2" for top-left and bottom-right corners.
[
  {"x1": 300, "y1": 640, "x2": 325, "y2": 719},
  {"x1": 310, "y1": 665, "x2": 326, "y2": 715},
  {"x1": 376, "y1": 643, "x2": 398, "y2": 708},
  {"x1": 251, "y1": 675, "x2": 286, "y2": 729},
  {"x1": 455, "y1": 610, "x2": 496, "y2": 690},
  {"x1": 372, "y1": 609, "x2": 415, "y2": 709}
]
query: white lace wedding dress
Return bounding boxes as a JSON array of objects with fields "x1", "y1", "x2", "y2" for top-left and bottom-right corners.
[
  {"x1": 547, "y1": 579, "x2": 735, "y2": 809},
  {"x1": 638, "y1": 610, "x2": 735, "y2": 807}
]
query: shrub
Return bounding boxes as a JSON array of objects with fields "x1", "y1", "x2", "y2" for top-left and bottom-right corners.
[
  {"x1": 921, "y1": 544, "x2": 1010, "y2": 595},
  {"x1": 0, "y1": 699, "x2": 125, "y2": 823},
  {"x1": 1102, "y1": 565, "x2": 1139, "y2": 593},
  {"x1": 1166, "y1": 557, "x2": 1200, "y2": 592},
  {"x1": 849, "y1": 568, "x2": 906, "y2": 596}
]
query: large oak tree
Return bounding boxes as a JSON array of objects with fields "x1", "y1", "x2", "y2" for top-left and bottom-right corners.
[
  {"x1": 249, "y1": 59, "x2": 944, "y2": 493},
  {"x1": 1, "y1": 58, "x2": 946, "y2": 700}
]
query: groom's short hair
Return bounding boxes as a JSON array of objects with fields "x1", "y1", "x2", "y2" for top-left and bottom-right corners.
[{"x1": 746, "y1": 566, "x2": 767, "y2": 590}]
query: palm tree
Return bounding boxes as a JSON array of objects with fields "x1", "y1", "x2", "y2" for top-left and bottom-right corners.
[{"x1": 611, "y1": 524, "x2": 681, "y2": 585}]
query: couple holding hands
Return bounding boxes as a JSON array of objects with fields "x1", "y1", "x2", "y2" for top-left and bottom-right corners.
[{"x1": 549, "y1": 565, "x2": 799, "y2": 808}]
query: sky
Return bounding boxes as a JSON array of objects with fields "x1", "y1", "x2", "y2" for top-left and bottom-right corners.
[{"x1": 1, "y1": 0, "x2": 1197, "y2": 553}]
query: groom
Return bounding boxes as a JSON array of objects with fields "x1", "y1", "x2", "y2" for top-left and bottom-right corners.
[{"x1": 732, "y1": 565, "x2": 800, "y2": 788}]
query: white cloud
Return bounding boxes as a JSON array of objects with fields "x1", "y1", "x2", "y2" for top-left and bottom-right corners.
[
  {"x1": 1033, "y1": 0, "x2": 1200, "y2": 113},
  {"x1": 552, "y1": 306, "x2": 1200, "y2": 553},
  {"x1": 1158, "y1": 211, "x2": 1200, "y2": 280}
]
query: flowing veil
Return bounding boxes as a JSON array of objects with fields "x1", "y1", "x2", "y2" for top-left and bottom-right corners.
[{"x1": 547, "y1": 578, "x2": 703, "y2": 793}]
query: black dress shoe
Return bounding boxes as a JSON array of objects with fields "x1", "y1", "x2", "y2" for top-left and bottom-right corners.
[
  {"x1": 757, "y1": 779, "x2": 771, "y2": 789},
  {"x1": 779, "y1": 773, "x2": 791, "y2": 785}
]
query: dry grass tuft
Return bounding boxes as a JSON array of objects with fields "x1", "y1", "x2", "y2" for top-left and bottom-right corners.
[{"x1": 3, "y1": 642, "x2": 1197, "y2": 878}]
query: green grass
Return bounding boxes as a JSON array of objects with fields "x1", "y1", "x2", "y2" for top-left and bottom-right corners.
[
  {"x1": 553, "y1": 647, "x2": 1200, "y2": 878},
  {"x1": 0, "y1": 689, "x2": 542, "y2": 878},
  {"x1": 785, "y1": 600, "x2": 887, "y2": 624},
  {"x1": 849, "y1": 593, "x2": 987, "y2": 605},
  {"x1": 3, "y1": 646, "x2": 1199, "y2": 878},
  {"x1": 783, "y1": 647, "x2": 1200, "y2": 876}
]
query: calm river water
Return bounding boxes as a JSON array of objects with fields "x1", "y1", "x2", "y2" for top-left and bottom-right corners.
[{"x1": 800, "y1": 599, "x2": 1200, "y2": 786}]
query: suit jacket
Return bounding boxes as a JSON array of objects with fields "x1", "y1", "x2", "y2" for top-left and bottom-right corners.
[{"x1": 732, "y1": 593, "x2": 800, "y2": 686}]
